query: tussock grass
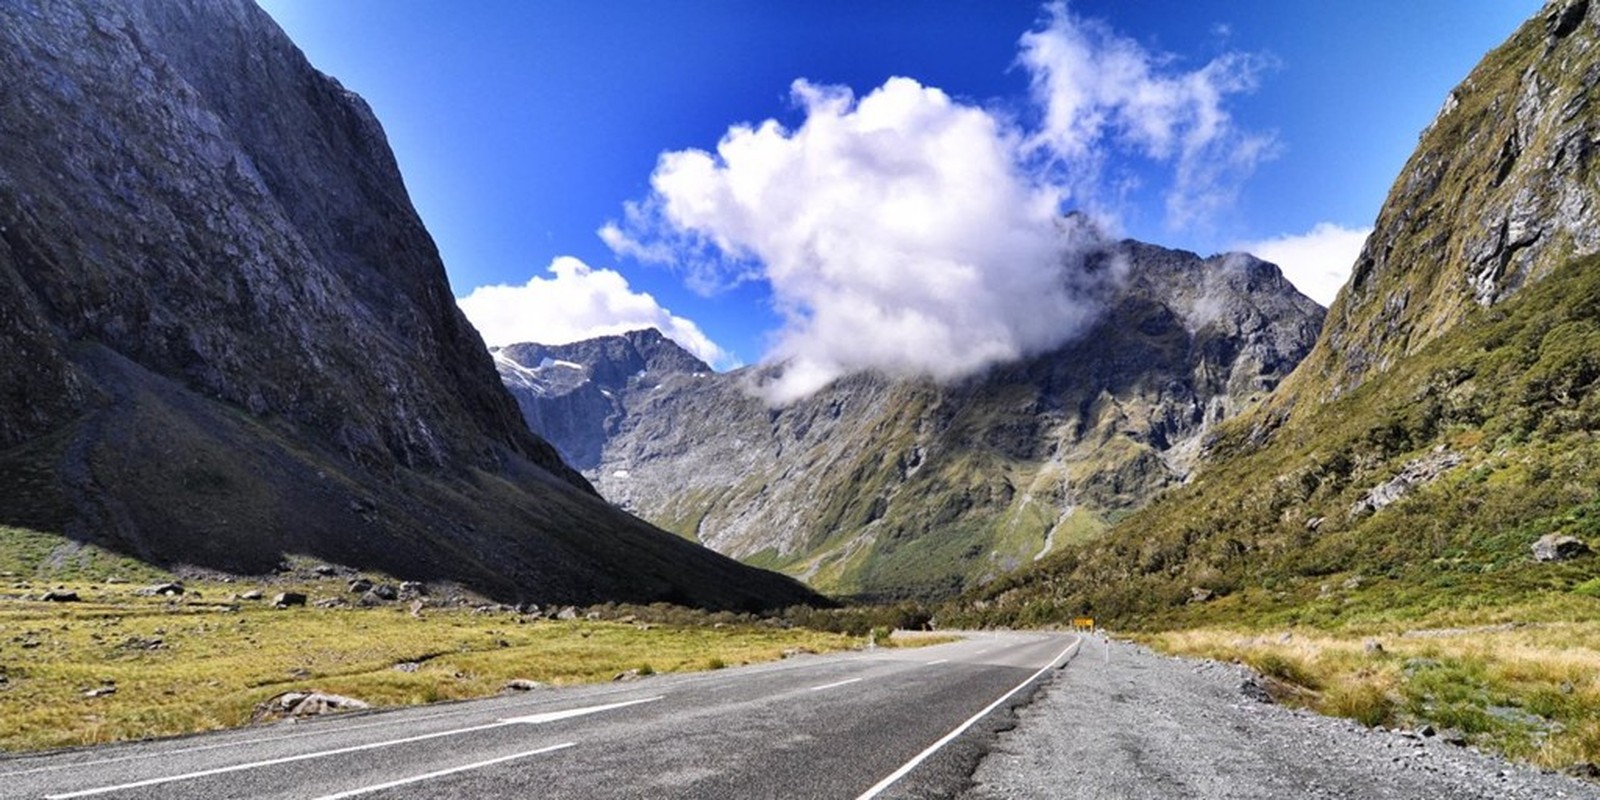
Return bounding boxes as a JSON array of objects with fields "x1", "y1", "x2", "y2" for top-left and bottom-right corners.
[
  {"x1": 0, "y1": 579, "x2": 860, "y2": 753},
  {"x1": 1147, "y1": 613, "x2": 1600, "y2": 771}
]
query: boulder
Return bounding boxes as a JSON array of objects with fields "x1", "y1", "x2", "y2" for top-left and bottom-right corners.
[
  {"x1": 42, "y1": 590, "x2": 80, "y2": 602},
  {"x1": 1532, "y1": 534, "x2": 1592, "y2": 561},
  {"x1": 347, "y1": 578, "x2": 373, "y2": 594},
  {"x1": 252, "y1": 690, "x2": 369, "y2": 721},
  {"x1": 502, "y1": 679, "x2": 544, "y2": 692},
  {"x1": 141, "y1": 582, "x2": 185, "y2": 597},
  {"x1": 238, "y1": 589, "x2": 264, "y2": 601},
  {"x1": 369, "y1": 584, "x2": 398, "y2": 601},
  {"x1": 273, "y1": 592, "x2": 308, "y2": 608}
]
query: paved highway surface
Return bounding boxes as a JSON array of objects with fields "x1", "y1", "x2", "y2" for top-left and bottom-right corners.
[{"x1": 0, "y1": 631, "x2": 1077, "y2": 799}]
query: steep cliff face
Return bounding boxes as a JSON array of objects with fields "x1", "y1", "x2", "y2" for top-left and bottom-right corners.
[
  {"x1": 965, "y1": 1, "x2": 1600, "y2": 626},
  {"x1": 503, "y1": 241, "x2": 1323, "y2": 599},
  {"x1": 0, "y1": 0, "x2": 817, "y2": 610},
  {"x1": 1287, "y1": 0, "x2": 1600, "y2": 402}
]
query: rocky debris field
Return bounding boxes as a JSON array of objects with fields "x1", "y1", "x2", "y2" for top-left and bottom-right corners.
[{"x1": 965, "y1": 637, "x2": 1599, "y2": 800}]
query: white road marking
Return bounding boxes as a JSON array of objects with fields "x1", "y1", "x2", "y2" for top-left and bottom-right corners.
[
  {"x1": 807, "y1": 677, "x2": 864, "y2": 692},
  {"x1": 43, "y1": 697, "x2": 662, "y2": 799},
  {"x1": 306, "y1": 742, "x2": 576, "y2": 800},
  {"x1": 855, "y1": 636, "x2": 1082, "y2": 800},
  {"x1": 925, "y1": 659, "x2": 949, "y2": 666},
  {"x1": 43, "y1": 722, "x2": 512, "y2": 799},
  {"x1": 500, "y1": 695, "x2": 661, "y2": 724},
  {"x1": 0, "y1": 690, "x2": 652, "y2": 779}
]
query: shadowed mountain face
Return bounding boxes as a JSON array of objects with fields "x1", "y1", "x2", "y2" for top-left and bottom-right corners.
[
  {"x1": 963, "y1": 0, "x2": 1600, "y2": 626},
  {"x1": 0, "y1": 0, "x2": 817, "y2": 611},
  {"x1": 500, "y1": 241, "x2": 1325, "y2": 600}
]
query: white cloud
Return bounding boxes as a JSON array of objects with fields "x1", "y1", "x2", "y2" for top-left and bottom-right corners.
[
  {"x1": 599, "y1": 2, "x2": 1275, "y2": 403},
  {"x1": 1238, "y1": 222, "x2": 1371, "y2": 306},
  {"x1": 456, "y1": 256, "x2": 734, "y2": 368},
  {"x1": 604, "y1": 78, "x2": 1115, "y2": 404},
  {"x1": 1018, "y1": 1, "x2": 1275, "y2": 230}
]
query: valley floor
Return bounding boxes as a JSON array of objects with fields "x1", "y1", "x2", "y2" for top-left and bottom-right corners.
[{"x1": 966, "y1": 637, "x2": 1598, "y2": 799}]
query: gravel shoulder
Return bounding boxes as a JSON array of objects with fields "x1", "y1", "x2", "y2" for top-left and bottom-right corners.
[{"x1": 965, "y1": 635, "x2": 1600, "y2": 800}]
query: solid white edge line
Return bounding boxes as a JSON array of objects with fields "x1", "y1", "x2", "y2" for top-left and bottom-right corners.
[
  {"x1": 42, "y1": 694, "x2": 661, "y2": 800},
  {"x1": 307, "y1": 741, "x2": 576, "y2": 800},
  {"x1": 808, "y1": 677, "x2": 865, "y2": 692},
  {"x1": 854, "y1": 635, "x2": 1082, "y2": 800}
]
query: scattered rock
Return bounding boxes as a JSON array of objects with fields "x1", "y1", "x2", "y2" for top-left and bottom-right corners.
[
  {"x1": 1349, "y1": 451, "x2": 1464, "y2": 518},
  {"x1": 238, "y1": 589, "x2": 264, "y2": 601},
  {"x1": 1364, "y1": 639, "x2": 1385, "y2": 655},
  {"x1": 1420, "y1": 724, "x2": 1437, "y2": 738},
  {"x1": 347, "y1": 578, "x2": 373, "y2": 594},
  {"x1": 1531, "y1": 533, "x2": 1592, "y2": 562},
  {"x1": 399, "y1": 581, "x2": 426, "y2": 597},
  {"x1": 612, "y1": 669, "x2": 644, "y2": 682},
  {"x1": 313, "y1": 565, "x2": 338, "y2": 577},
  {"x1": 117, "y1": 636, "x2": 165, "y2": 651},
  {"x1": 1239, "y1": 677, "x2": 1274, "y2": 704},
  {"x1": 314, "y1": 598, "x2": 348, "y2": 609},
  {"x1": 1305, "y1": 516, "x2": 1326, "y2": 532},
  {"x1": 273, "y1": 592, "x2": 308, "y2": 609},
  {"x1": 502, "y1": 679, "x2": 544, "y2": 692},
  {"x1": 140, "y1": 582, "x2": 185, "y2": 597},
  {"x1": 392, "y1": 662, "x2": 420, "y2": 673},
  {"x1": 1188, "y1": 587, "x2": 1214, "y2": 604},
  {"x1": 42, "y1": 590, "x2": 80, "y2": 602},
  {"x1": 1564, "y1": 762, "x2": 1600, "y2": 779},
  {"x1": 83, "y1": 685, "x2": 116, "y2": 698},
  {"x1": 369, "y1": 584, "x2": 398, "y2": 601},
  {"x1": 556, "y1": 606, "x2": 579, "y2": 621},
  {"x1": 253, "y1": 690, "x2": 369, "y2": 721},
  {"x1": 781, "y1": 647, "x2": 816, "y2": 659}
]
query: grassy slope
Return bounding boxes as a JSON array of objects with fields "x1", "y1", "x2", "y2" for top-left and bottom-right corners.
[
  {"x1": 962, "y1": 253, "x2": 1600, "y2": 627},
  {"x1": 0, "y1": 570, "x2": 862, "y2": 752}
]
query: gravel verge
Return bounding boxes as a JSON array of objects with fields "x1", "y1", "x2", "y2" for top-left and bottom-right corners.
[{"x1": 965, "y1": 635, "x2": 1600, "y2": 799}]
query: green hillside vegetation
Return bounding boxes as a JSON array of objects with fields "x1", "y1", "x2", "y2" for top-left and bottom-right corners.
[{"x1": 959, "y1": 252, "x2": 1600, "y2": 629}]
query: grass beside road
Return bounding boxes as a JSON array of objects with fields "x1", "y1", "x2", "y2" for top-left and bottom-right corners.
[
  {"x1": 0, "y1": 577, "x2": 866, "y2": 753},
  {"x1": 1143, "y1": 601, "x2": 1600, "y2": 773}
]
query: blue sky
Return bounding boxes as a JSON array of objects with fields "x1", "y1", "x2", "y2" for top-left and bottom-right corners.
[{"x1": 259, "y1": 1, "x2": 1539, "y2": 381}]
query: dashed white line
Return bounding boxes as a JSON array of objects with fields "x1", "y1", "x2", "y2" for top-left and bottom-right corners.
[
  {"x1": 501, "y1": 695, "x2": 661, "y2": 724},
  {"x1": 925, "y1": 659, "x2": 949, "y2": 666},
  {"x1": 307, "y1": 742, "x2": 576, "y2": 800},
  {"x1": 855, "y1": 636, "x2": 1082, "y2": 800},
  {"x1": 808, "y1": 677, "x2": 865, "y2": 692}
]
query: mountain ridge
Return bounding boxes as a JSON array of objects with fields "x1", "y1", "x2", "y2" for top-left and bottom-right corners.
[
  {"x1": 959, "y1": 0, "x2": 1600, "y2": 627},
  {"x1": 0, "y1": 0, "x2": 818, "y2": 611},
  {"x1": 500, "y1": 237, "x2": 1325, "y2": 599}
]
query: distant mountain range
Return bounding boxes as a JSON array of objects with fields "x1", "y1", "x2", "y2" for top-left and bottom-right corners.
[
  {"x1": 498, "y1": 239, "x2": 1324, "y2": 600},
  {"x1": 0, "y1": 0, "x2": 816, "y2": 611}
]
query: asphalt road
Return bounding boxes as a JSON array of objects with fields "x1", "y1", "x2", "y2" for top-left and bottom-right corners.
[{"x1": 0, "y1": 631, "x2": 1078, "y2": 800}]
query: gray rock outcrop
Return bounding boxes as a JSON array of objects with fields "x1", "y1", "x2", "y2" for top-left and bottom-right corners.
[{"x1": 1531, "y1": 533, "x2": 1592, "y2": 561}]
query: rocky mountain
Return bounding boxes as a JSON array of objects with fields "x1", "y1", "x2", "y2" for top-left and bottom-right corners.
[
  {"x1": 500, "y1": 240, "x2": 1324, "y2": 600},
  {"x1": 492, "y1": 329, "x2": 714, "y2": 469},
  {"x1": 0, "y1": 0, "x2": 817, "y2": 610},
  {"x1": 962, "y1": 0, "x2": 1600, "y2": 626}
]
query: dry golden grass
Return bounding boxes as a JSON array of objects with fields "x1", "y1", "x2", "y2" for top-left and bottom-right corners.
[
  {"x1": 0, "y1": 579, "x2": 863, "y2": 753},
  {"x1": 1145, "y1": 614, "x2": 1600, "y2": 772}
]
